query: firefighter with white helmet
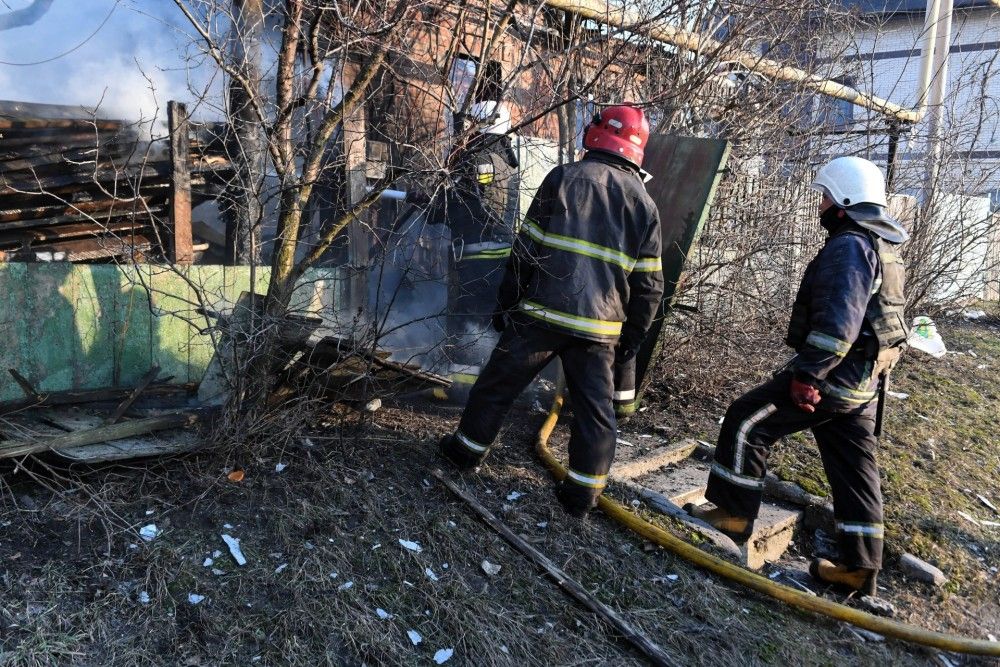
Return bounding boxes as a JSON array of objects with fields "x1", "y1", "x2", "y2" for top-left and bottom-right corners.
[
  {"x1": 418, "y1": 99, "x2": 521, "y2": 399},
  {"x1": 438, "y1": 104, "x2": 664, "y2": 517},
  {"x1": 687, "y1": 155, "x2": 909, "y2": 595}
]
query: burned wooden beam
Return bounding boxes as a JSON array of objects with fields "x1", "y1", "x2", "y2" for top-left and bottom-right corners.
[
  {"x1": 106, "y1": 365, "x2": 160, "y2": 424},
  {"x1": 27, "y1": 234, "x2": 154, "y2": 262},
  {"x1": 0, "y1": 219, "x2": 152, "y2": 247},
  {"x1": 0, "y1": 118, "x2": 122, "y2": 132},
  {"x1": 0, "y1": 383, "x2": 197, "y2": 415},
  {"x1": 0, "y1": 195, "x2": 161, "y2": 224},
  {"x1": 168, "y1": 101, "x2": 193, "y2": 265},
  {"x1": 7, "y1": 368, "x2": 40, "y2": 401}
]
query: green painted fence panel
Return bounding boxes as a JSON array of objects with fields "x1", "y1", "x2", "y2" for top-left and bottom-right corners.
[{"x1": 0, "y1": 264, "x2": 338, "y2": 402}]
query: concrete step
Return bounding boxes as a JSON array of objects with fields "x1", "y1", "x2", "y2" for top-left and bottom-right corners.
[
  {"x1": 636, "y1": 461, "x2": 710, "y2": 507},
  {"x1": 612, "y1": 438, "x2": 698, "y2": 480},
  {"x1": 744, "y1": 502, "x2": 803, "y2": 570}
]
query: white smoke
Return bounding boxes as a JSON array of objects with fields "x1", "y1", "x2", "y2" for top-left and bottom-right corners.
[{"x1": 0, "y1": 0, "x2": 221, "y2": 135}]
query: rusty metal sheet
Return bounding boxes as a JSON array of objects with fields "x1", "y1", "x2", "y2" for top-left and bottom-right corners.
[{"x1": 633, "y1": 134, "x2": 730, "y2": 398}]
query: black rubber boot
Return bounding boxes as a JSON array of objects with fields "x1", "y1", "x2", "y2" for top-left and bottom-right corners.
[
  {"x1": 809, "y1": 558, "x2": 878, "y2": 596},
  {"x1": 683, "y1": 502, "x2": 755, "y2": 542},
  {"x1": 555, "y1": 480, "x2": 601, "y2": 519},
  {"x1": 438, "y1": 434, "x2": 484, "y2": 472}
]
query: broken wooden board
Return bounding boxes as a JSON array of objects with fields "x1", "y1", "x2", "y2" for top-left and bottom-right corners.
[
  {"x1": 268, "y1": 335, "x2": 450, "y2": 406},
  {"x1": 2, "y1": 407, "x2": 202, "y2": 463},
  {"x1": 0, "y1": 412, "x2": 201, "y2": 460}
]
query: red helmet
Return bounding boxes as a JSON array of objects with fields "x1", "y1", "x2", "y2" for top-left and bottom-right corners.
[{"x1": 583, "y1": 104, "x2": 649, "y2": 167}]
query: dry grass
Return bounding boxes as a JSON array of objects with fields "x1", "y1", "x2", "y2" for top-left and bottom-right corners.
[{"x1": 2, "y1": 317, "x2": 999, "y2": 665}]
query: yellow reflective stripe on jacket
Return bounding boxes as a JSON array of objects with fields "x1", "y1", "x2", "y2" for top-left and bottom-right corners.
[
  {"x1": 522, "y1": 219, "x2": 636, "y2": 271},
  {"x1": 450, "y1": 372, "x2": 480, "y2": 385},
  {"x1": 519, "y1": 301, "x2": 623, "y2": 337},
  {"x1": 805, "y1": 331, "x2": 852, "y2": 357},
  {"x1": 632, "y1": 256, "x2": 662, "y2": 272},
  {"x1": 566, "y1": 469, "x2": 608, "y2": 489},
  {"x1": 819, "y1": 381, "x2": 877, "y2": 404},
  {"x1": 462, "y1": 249, "x2": 511, "y2": 261}
]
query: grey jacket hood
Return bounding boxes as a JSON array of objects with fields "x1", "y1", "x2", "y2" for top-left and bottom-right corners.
[{"x1": 845, "y1": 203, "x2": 909, "y2": 244}]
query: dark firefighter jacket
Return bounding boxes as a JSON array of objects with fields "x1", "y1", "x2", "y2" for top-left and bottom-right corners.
[
  {"x1": 496, "y1": 151, "x2": 664, "y2": 345},
  {"x1": 785, "y1": 220, "x2": 908, "y2": 413},
  {"x1": 430, "y1": 134, "x2": 520, "y2": 261}
]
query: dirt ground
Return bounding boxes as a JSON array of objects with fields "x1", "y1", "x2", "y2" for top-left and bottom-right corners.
[{"x1": 1, "y1": 316, "x2": 999, "y2": 666}]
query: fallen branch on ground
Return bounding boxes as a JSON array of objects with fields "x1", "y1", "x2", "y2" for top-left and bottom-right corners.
[{"x1": 431, "y1": 467, "x2": 678, "y2": 667}]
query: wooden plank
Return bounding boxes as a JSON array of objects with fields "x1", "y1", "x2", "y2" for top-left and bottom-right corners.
[
  {"x1": 0, "y1": 383, "x2": 196, "y2": 415},
  {"x1": 432, "y1": 468, "x2": 679, "y2": 667},
  {"x1": 0, "y1": 100, "x2": 122, "y2": 121},
  {"x1": 0, "y1": 196, "x2": 155, "y2": 224},
  {"x1": 106, "y1": 365, "x2": 160, "y2": 423},
  {"x1": 20, "y1": 235, "x2": 153, "y2": 262},
  {"x1": 168, "y1": 101, "x2": 193, "y2": 265},
  {"x1": 0, "y1": 131, "x2": 122, "y2": 150},
  {"x1": 7, "y1": 368, "x2": 40, "y2": 400},
  {"x1": 0, "y1": 412, "x2": 201, "y2": 460},
  {"x1": 0, "y1": 118, "x2": 122, "y2": 132},
  {"x1": 0, "y1": 219, "x2": 148, "y2": 246}
]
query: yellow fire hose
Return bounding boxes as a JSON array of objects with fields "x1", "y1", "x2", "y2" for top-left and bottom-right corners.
[{"x1": 535, "y1": 393, "x2": 1000, "y2": 656}]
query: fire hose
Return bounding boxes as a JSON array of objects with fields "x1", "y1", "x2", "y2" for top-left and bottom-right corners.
[{"x1": 534, "y1": 391, "x2": 1000, "y2": 657}]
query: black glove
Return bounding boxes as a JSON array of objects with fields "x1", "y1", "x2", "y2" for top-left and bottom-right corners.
[
  {"x1": 405, "y1": 190, "x2": 431, "y2": 206},
  {"x1": 616, "y1": 325, "x2": 644, "y2": 364},
  {"x1": 615, "y1": 344, "x2": 638, "y2": 364},
  {"x1": 491, "y1": 309, "x2": 508, "y2": 333}
]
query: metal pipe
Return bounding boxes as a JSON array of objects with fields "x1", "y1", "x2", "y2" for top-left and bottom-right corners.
[
  {"x1": 543, "y1": 0, "x2": 927, "y2": 123},
  {"x1": 915, "y1": 0, "x2": 943, "y2": 111},
  {"x1": 925, "y1": 0, "x2": 955, "y2": 192}
]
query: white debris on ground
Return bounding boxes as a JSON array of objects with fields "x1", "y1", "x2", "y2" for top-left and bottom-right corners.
[
  {"x1": 506, "y1": 491, "x2": 524, "y2": 501},
  {"x1": 221, "y1": 534, "x2": 248, "y2": 566},
  {"x1": 202, "y1": 557, "x2": 214, "y2": 567},
  {"x1": 886, "y1": 391, "x2": 909, "y2": 399},
  {"x1": 481, "y1": 560, "x2": 501, "y2": 576},
  {"x1": 274, "y1": 563, "x2": 288, "y2": 574},
  {"x1": 138, "y1": 591, "x2": 151, "y2": 604},
  {"x1": 188, "y1": 593, "x2": 206, "y2": 605},
  {"x1": 376, "y1": 608, "x2": 393, "y2": 619},
  {"x1": 424, "y1": 567, "x2": 439, "y2": 582},
  {"x1": 433, "y1": 648, "x2": 454, "y2": 664},
  {"x1": 275, "y1": 462, "x2": 288, "y2": 473},
  {"x1": 406, "y1": 630, "x2": 423, "y2": 646},
  {"x1": 398, "y1": 539, "x2": 422, "y2": 553},
  {"x1": 337, "y1": 581, "x2": 354, "y2": 592},
  {"x1": 907, "y1": 316, "x2": 947, "y2": 358},
  {"x1": 138, "y1": 524, "x2": 160, "y2": 542}
]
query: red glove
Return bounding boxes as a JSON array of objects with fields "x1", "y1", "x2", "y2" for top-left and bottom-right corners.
[{"x1": 790, "y1": 378, "x2": 821, "y2": 413}]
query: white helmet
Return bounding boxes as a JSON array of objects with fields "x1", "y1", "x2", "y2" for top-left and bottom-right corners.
[
  {"x1": 469, "y1": 100, "x2": 511, "y2": 135},
  {"x1": 810, "y1": 156, "x2": 888, "y2": 208}
]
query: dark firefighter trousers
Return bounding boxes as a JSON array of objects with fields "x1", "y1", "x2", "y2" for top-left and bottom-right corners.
[
  {"x1": 705, "y1": 371, "x2": 884, "y2": 570},
  {"x1": 446, "y1": 256, "x2": 507, "y2": 391},
  {"x1": 454, "y1": 322, "x2": 617, "y2": 492}
]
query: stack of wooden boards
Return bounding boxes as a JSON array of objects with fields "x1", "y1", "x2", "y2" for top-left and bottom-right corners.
[{"x1": 0, "y1": 99, "x2": 232, "y2": 262}]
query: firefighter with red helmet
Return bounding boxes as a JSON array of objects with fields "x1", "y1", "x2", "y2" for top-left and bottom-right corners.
[{"x1": 438, "y1": 105, "x2": 664, "y2": 517}]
